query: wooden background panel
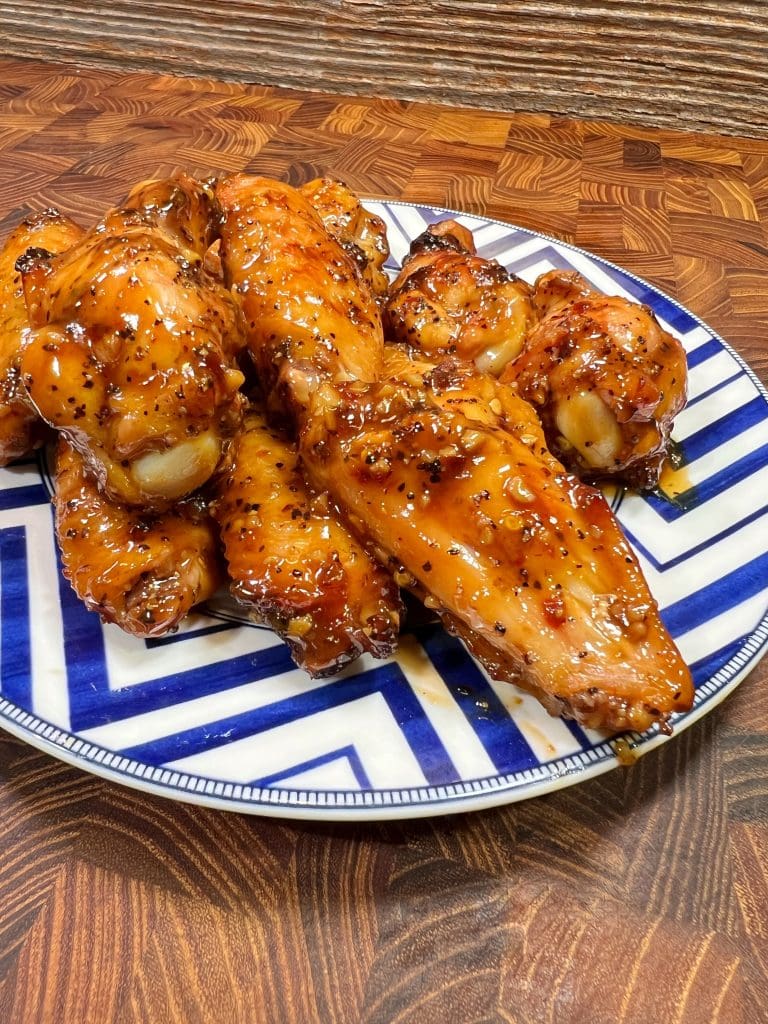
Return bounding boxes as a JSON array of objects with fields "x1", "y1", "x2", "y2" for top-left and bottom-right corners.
[{"x1": 0, "y1": 1, "x2": 767, "y2": 139}]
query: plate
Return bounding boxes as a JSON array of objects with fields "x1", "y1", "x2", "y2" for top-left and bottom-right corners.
[{"x1": 1, "y1": 201, "x2": 767, "y2": 821}]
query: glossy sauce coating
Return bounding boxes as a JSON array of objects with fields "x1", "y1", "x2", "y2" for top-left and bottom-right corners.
[
  {"x1": 216, "y1": 174, "x2": 383, "y2": 426},
  {"x1": 19, "y1": 175, "x2": 245, "y2": 509},
  {"x1": 0, "y1": 209, "x2": 84, "y2": 464},
  {"x1": 502, "y1": 270, "x2": 688, "y2": 488},
  {"x1": 302, "y1": 352, "x2": 693, "y2": 733},
  {"x1": 54, "y1": 439, "x2": 223, "y2": 637},
  {"x1": 385, "y1": 220, "x2": 535, "y2": 376},
  {"x1": 300, "y1": 177, "x2": 391, "y2": 300},
  {"x1": 212, "y1": 407, "x2": 402, "y2": 676}
]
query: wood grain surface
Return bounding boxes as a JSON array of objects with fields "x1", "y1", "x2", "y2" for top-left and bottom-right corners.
[
  {"x1": 0, "y1": 57, "x2": 767, "y2": 1024},
  {"x1": 0, "y1": 2, "x2": 767, "y2": 139}
]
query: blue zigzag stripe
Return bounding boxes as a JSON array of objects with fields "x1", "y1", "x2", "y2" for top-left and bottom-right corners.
[
  {"x1": 116, "y1": 661, "x2": 467, "y2": 786},
  {"x1": 250, "y1": 745, "x2": 372, "y2": 789},
  {"x1": 0, "y1": 526, "x2": 31, "y2": 708},
  {"x1": 0, "y1": 484, "x2": 49, "y2": 511},
  {"x1": 418, "y1": 625, "x2": 539, "y2": 773},
  {"x1": 644, "y1": 443, "x2": 768, "y2": 523},
  {"x1": 661, "y1": 551, "x2": 768, "y2": 638}
]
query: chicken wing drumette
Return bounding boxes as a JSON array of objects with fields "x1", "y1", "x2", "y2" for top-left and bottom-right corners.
[
  {"x1": 211, "y1": 407, "x2": 402, "y2": 676},
  {"x1": 18, "y1": 175, "x2": 245, "y2": 509},
  {"x1": 217, "y1": 175, "x2": 693, "y2": 733},
  {"x1": 385, "y1": 220, "x2": 535, "y2": 376},
  {"x1": 300, "y1": 177, "x2": 390, "y2": 300},
  {"x1": 0, "y1": 209, "x2": 84, "y2": 464},
  {"x1": 216, "y1": 174, "x2": 382, "y2": 427},
  {"x1": 501, "y1": 270, "x2": 688, "y2": 489},
  {"x1": 54, "y1": 439, "x2": 223, "y2": 637}
]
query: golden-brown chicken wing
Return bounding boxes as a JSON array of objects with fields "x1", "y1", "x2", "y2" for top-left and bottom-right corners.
[
  {"x1": 217, "y1": 177, "x2": 693, "y2": 733},
  {"x1": 211, "y1": 407, "x2": 402, "y2": 676},
  {"x1": 501, "y1": 270, "x2": 688, "y2": 489},
  {"x1": 18, "y1": 175, "x2": 245, "y2": 509},
  {"x1": 303, "y1": 353, "x2": 693, "y2": 733},
  {"x1": 385, "y1": 220, "x2": 535, "y2": 376},
  {"x1": 54, "y1": 438, "x2": 223, "y2": 637},
  {"x1": 300, "y1": 177, "x2": 390, "y2": 299},
  {"x1": 216, "y1": 174, "x2": 383, "y2": 426},
  {"x1": 0, "y1": 209, "x2": 84, "y2": 464}
]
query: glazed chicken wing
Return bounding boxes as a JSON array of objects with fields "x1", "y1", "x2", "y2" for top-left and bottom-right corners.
[
  {"x1": 217, "y1": 177, "x2": 693, "y2": 733},
  {"x1": 385, "y1": 220, "x2": 535, "y2": 376},
  {"x1": 18, "y1": 175, "x2": 245, "y2": 509},
  {"x1": 54, "y1": 438, "x2": 223, "y2": 637},
  {"x1": 0, "y1": 209, "x2": 84, "y2": 464},
  {"x1": 300, "y1": 177, "x2": 390, "y2": 300},
  {"x1": 501, "y1": 270, "x2": 688, "y2": 488},
  {"x1": 211, "y1": 407, "x2": 402, "y2": 676},
  {"x1": 303, "y1": 352, "x2": 693, "y2": 733},
  {"x1": 216, "y1": 174, "x2": 383, "y2": 426}
]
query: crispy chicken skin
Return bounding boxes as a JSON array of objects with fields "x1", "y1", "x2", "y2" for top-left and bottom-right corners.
[
  {"x1": 300, "y1": 177, "x2": 390, "y2": 300},
  {"x1": 0, "y1": 209, "x2": 84, "y2": 464},
  {"x1": 385, "y1": 220, "x2": 535, "y2": 376},
  {"x1": 216, "y1": 174, "x2": 383, "y2": 425},
  {"x1": 304, "y1": 352, "x2": 693, "y2": 733},
  {"x1": 502, "y1": 270, "x2": 688, "y2": 489},
  {"x1": 54, "y1": 438, "x2": 223, "y2": 638},
  {"x1": 211, "y1": 407, "x2": 402, "y2": 676},
  {"x1": 18, "y1": 175, "x2": 245, "y2": 509}
]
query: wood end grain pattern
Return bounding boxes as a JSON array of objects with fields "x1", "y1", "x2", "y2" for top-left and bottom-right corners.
[{"x1": 0, "y1": 57, "x2": 766, "y2": 1023}]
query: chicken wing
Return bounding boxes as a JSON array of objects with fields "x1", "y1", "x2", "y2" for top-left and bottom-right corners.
[
  {"x1": 54, "y1": 438, "x2": 222, "y2": 638},
  {"x1": 304, "y1": 353, "x2": 693, "y2": 733},
  {"x1": 501, "y1": 270, "x2": 688, "y2": 488},
  {"x1": 211, "y1": 406, "x2": 402, "y2": 676},
  {"x1": 18, "y1": 175, "x2": 245, "y2": 509},
  {"x1": 0, "y1": 209, "x2": 84, "y2": 464},
  {"x1": 300, "y1": 177, "x2": 390, "y2": 299},
  {"x1": 217, "y1": 177, "x2": 693, "y2": 733},
  {"x1": 216, "y1": 174, "x2": 383, "y2": 427},
  {"x1": 385, "y1": 220, "x2": 535, "y2": 376}
]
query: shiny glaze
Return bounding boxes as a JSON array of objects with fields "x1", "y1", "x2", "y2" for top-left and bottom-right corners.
[
  {"x1": 502, "y1": 270, "x2": 688, "y2": 488},
  {"x1": 300, "y1": 177, "x2": 390, "y2": 299},
  {"x1": 216, "y1": 174, "x2": 383, "y2": 425},
  {"x1": 19, "y1": 175, "x2": 245, "y2": 509},
  {"x1": 385, "y1": 220, "x2": 535, "y2": 376},
  {"x1": 54, "y1": 439, "x2": 222, "y2": 637},
  {"x1": 0, "y1": 209, "x2": 84, "y2": 464},
  {"x1": 212, "y1": 406, "x2": 402, "y2": 676},
  {"x1": 302, "y1": 351, "x2": 693, "y2": 733},
  {"x1": 217, "y1": 182, "x2": 693, "y2": 732}
]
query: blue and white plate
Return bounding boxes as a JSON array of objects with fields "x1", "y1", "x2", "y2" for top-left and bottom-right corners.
[{"x1": 1, "y1": 202, "x2": 767, "y2": 820}]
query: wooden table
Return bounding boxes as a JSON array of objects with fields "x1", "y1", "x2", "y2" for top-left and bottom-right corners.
[{"x1": 1, "y1": 57, "x2": 767, "y2": 1023}]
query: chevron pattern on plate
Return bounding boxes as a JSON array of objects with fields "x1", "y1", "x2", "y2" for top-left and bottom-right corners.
[{"x1": 0, "y1": 201, "x2": 767, "y2": 817}]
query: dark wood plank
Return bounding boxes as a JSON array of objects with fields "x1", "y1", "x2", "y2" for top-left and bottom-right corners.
[{"x1": 0, "y1": 3, "x2": 767, "y2": 138}]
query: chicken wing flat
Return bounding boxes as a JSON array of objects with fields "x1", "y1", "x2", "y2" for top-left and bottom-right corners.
[
  {"x1": 300, "y1": 177, "x2": 390, "y2": 299},
  {"x1": 0, "y1": 209, "x2": 84, "y2": 464},
  {"x1": 211, "y1": 407, "x2": 402, "y2": 676},
  {"x1": 216, "y1": 174, "x2": 383, "y2": 425},
  {"x1": 54, "y1": 438, "x2": 223, "y2": 638},
  {"x1": 18, "y1": 175, "x2": 245, "y2": 509},
  {"x1": 501, "y1": 270, "x2": 688, "y2": 488},
  {"x1": 303, "y1": 352, "x2": 693, "y2": 733},
  {"x1": 385, "y1": 220, "x2": 535, "y2": 376}
]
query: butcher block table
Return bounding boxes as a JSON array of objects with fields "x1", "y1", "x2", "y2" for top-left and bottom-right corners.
[{"x1": 1, "y1": 57, "x2": 768, "y2": 1024}]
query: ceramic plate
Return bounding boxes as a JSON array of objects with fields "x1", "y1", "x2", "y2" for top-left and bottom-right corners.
[{"x1": 1, "y1": 201, "x2": 767, "y2": 820}]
